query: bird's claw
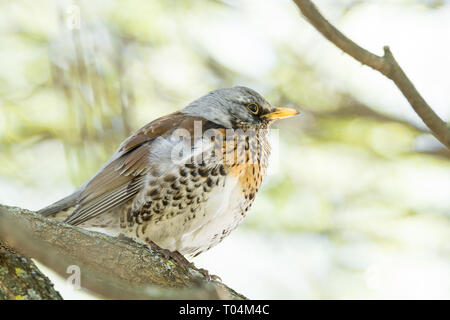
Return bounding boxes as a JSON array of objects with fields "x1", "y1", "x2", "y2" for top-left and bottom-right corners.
[
  {"x1": 197, "y1": 268, "x2": 222, "y2": 282},
  {"x1": 145, "y1": 240, "x2": 220, "y2": 281}
]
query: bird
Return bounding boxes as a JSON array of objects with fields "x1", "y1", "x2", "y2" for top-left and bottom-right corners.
[{"x1": 38, "y1": 86, "x2": 298, "y2": 268}]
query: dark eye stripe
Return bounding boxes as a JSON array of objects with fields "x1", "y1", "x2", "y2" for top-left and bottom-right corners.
[{"x1": 247, "y1": 103, "x2": 259, "y2": 114}]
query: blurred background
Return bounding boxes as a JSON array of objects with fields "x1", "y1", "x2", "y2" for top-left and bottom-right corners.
[{"x1": 0, "y1": 0, "x2": 450, "y2": 299}]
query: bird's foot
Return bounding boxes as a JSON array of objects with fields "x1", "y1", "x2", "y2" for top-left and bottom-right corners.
[
  {"x1": 145, "y1": 240, "x2": 221, "y2": 281},
  {"x1": 196, "y1": 268, "x2": 222, "y2": 282},
  {"x1": 117, "y1": 233, "x2": 138, "y2": 245},
  {"x1": 146, "y1": 240, "x2": 191, "y2": 269}
]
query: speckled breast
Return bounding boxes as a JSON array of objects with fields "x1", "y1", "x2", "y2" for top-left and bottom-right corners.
[{"x1": 120, "y1": 128, "x2": 271, "y2": 257}]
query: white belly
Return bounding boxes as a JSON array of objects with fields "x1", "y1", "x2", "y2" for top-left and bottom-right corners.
[
  {"x1": 178, "y1": 175, "x2": 246, "y2": 256},
  {"x1": 139, "y1": 175, "x2": 247, "y2": 257}
]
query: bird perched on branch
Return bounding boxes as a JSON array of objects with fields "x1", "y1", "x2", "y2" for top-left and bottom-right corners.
[{"x1": 39, "y1": 86, "x2": 297, "y2": 270}]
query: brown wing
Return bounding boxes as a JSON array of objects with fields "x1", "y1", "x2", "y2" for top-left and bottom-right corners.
[{"x1": 63, "y1": 111, "x2": 199, "y2": 226}]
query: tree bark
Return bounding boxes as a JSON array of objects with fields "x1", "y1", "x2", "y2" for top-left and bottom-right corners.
[
  {"x1": 0, "y1": 205, "x2": 245, "y2": 300},
  {"x1": 0, "y1": 242, "x2": 62, "y2": 300}
]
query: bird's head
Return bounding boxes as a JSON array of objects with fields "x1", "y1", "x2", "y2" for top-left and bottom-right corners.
[{"x1": 182, "y1": 86, "x2": 298, "y2": 129}]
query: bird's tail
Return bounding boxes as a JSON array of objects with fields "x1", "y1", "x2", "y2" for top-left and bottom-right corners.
[{"x1": 37, "y1": 190, "x2": 81, "y2": 221}]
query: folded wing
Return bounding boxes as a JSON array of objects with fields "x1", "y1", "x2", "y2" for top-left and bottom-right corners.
[{"x1": 40, "y1": 112, "x2": 200, "y2": 226}]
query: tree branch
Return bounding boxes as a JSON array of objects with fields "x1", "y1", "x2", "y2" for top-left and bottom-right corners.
[
  {"x1": 0, "y1": 205, "x2": 245, "y2": 300},
  {"x1": 292, "y1": 0, "x2": 450, "y2": 149},
  {"x1": 0, "y1": 242, "x2": 63, "y2": 300}
]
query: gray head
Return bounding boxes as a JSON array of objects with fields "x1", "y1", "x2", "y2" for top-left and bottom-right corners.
[{"x1": 182, "y1": 86, "x2": 298, "y2": 129}]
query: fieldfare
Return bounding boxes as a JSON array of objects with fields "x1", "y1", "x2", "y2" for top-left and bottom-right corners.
[{"x1": 39, "y1": 86, "x2": 298, "y2": 261}]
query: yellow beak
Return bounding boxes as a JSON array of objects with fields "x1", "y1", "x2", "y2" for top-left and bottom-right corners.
[{"x1": 261, "y1": 107, "x2": 299, "y2": 121}]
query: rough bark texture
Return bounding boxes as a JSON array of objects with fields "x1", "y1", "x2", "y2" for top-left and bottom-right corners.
[
  {"x1": 292, "y1": 0, "x2": 450, "y2": 149},
  {"x1": 0, "y1": 243, "x2": 63, "y2": 300},
  {"x1": 0, "y1": 204, "x2": 245, "y2": 300}
]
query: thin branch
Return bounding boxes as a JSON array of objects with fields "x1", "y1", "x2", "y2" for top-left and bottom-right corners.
[
  {"x1": 0, "y1": 205, "x2": 245, "y2": 300},
  {"x1": 292, "y1": 0, "x2": 450, "y2": 149}
]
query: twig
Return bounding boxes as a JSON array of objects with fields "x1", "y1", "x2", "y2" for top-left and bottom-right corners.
[
  {"x1": 0, "y1": 205, "x2": 245, "y2": 300},
  {"x1": 292, "y1": 0, "x2": 450, "y2": 149}
]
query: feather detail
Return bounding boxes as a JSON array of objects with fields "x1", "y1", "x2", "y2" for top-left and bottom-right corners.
[{"x1": 44, "y1": 112, "x2": 206, "y2": 226}]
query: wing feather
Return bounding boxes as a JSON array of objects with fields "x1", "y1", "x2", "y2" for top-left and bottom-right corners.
[
  {"x1": 60, "y1": 112, "x2": 194, "y2": 226},
  {"x1": 65, "y1": 176, "x2": 144, "y2": 225}
]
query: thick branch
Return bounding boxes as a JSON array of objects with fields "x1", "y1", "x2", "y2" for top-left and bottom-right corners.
[
  {"x1": 292, "y1": 0, "x2": 450, "y2": 149},
  {"x1": 0, "y1": 205, "x2": 245, "y2": 300},
  {"x1": 0, "y1": 242, "x2": 62, "y2": 300}
]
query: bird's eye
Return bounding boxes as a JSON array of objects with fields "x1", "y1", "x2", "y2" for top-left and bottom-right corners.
[{"x1": 246, "y1": 103, "x2": 259, "y2": 114}]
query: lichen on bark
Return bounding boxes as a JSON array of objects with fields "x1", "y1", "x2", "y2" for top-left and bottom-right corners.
[{"x1": 0, "y1": 247, "x2": 62, "y2": 300}]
